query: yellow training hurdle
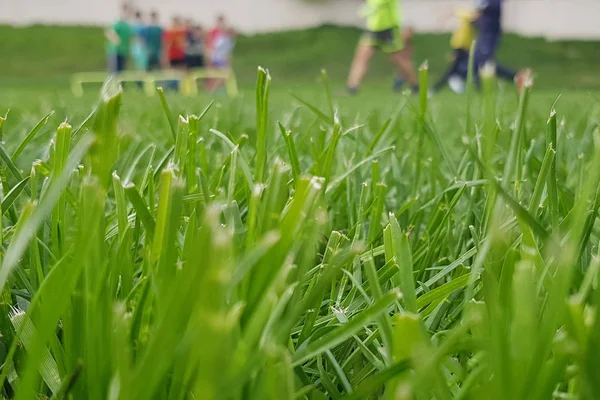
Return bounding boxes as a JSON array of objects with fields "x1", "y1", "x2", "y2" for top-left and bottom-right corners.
[{"x1": 71, "y1": 68, "x2": 239, "y2": 97}]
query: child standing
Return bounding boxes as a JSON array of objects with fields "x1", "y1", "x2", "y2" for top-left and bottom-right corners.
[
  {"x1": 210, "y1": 27, "x2": 236, "y2": 93},
  {"x1": 145, "y1": 11, "x2": 163, "y2": 71},
  {"x1": 131, "y1": 11, "x2": 148, "y2": 73},
  {"x1": 185, "y1": 25, "x2": 206, "y2": 70},
  {"x1": 163, "y1": 17, "x2": 187, "y2": 90},
  {"x1": 105, "y1": 4, "x2": 132, "y2": 73},
  {"x1": 163, "y1": 17, "x2": 187, "y2": 69},
  {"x1": 211, "y1": 27, "x2": 236, "y2": 70},
  {"x1": 207, "y1": 15, "x2": 228, "y2": 64}
]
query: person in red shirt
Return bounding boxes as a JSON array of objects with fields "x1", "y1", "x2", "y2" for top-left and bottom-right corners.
[{"x1": 163, "y1": 16, "x2": 187, "y2": 69}]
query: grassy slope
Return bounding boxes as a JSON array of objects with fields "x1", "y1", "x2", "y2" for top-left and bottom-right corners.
[{"x1": 2, "y1": 24, "x2": 600, "y2": 90}]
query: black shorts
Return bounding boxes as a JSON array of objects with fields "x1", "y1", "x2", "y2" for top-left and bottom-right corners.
[
  {"x1": 170, "y1": 58, "x2": 187, "y2": 68},
  {"x1": 360, "y1": 27, "x2": 404, "y2": 53},
  {"x1": 147, "y1": 54, "x2": 161, "y2": 71},
  {"x1": 185, "y1": 55, "x2": 205, "y2": 69},
  {"x1": 108, "y1": 53, "x2": 127, "y2": 73}
]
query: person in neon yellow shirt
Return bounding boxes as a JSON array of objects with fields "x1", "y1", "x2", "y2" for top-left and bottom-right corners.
[{"x1": 347, "y1": 0, "x2": 418, "y2": 94}]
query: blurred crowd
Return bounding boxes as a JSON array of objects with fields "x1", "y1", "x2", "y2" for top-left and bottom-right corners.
[{"x1": 105, "y1": 4, "x2": 236, "y2": 90}]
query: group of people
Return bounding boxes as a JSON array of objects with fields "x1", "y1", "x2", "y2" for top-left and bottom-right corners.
[
  {"x1": 105, "y1": 1, "x2": 527, "y2": 96},
  {"x1": 348, "y1": 0, "x2": 531, "y2": 95},
  {"x1": 105, "y1": 4, "x2": 236, "y2": 89}
]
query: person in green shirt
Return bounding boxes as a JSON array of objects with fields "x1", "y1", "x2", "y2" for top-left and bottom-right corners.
[
  {"x1": 105, "y1": 4, "x2": 133, "y2": 73},
  {"x1": 347, "y1": 0, "x2": 418, "y2": 94}
]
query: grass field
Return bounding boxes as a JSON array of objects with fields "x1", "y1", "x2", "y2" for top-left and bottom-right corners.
[
  {"x1": 1, "y1": 24, "x2": 600, "y2": 400},
  {"x1": 3, "y1": 24, "x2": 600, "y2": 90}
]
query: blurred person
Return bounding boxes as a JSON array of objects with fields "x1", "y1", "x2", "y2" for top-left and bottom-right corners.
[
  {"x1": 105, "y1": 4, "x2": 133, "y2": 73},
  {"x1": 205, "y1": 14, "x2": 228, "y2": 89},
  {"x1": 473, "y1": 0, "x2": 530, "y2": 90},
  {"x1": 346, "y1": 0, "x2": 419, "y2": 95},
  {"x1": 212, "y1": 27, "x2": 236, "y2": 69},
  {"x1": 391, "y1": 27, "x2": 416, "y2": 91},
  {"x1": 210, "y1": 27, "x2": 237, "y2": 93},
  {"x1": 183, "y1": 18, "x2": 194, "y2": 57},
  {"x1": 131, "y1": 10, "x2": 148, "y2": 73},
  {"x1": 185, "y1": 25, "x2": 206, "y2": 70},
  {"x1": 163, "y1": 17, "x2": 187, "y2": 68},
  {"x1": 207, "y1": 14, "x2": 228, "y2": 60},
  {"x1": 184, "y1": 18, "x2": 194, "y2": 37},
  {"x1": 145, "y1": 11, "x2": 164, "y2": 70},
  {"x1": 163, "y1": 17, "x2": 187, "y2": 89},
  {"x1": 428, "y1": 8, "x2": 476, "y2": 93}
]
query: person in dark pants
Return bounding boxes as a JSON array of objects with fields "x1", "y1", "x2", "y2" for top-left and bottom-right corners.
[
  {"x1": 145, "y1": 11, "x2": 164, "y2": 71},
  {"x1": 473, "y1": 0, "x2": 530, "y2": 89},
  {"x1": 105, "y1": 4, "x2": 132, "y2": 74},
  {"x1": 185, "y1": 25, "x2": 206, "y2": 70},
  {"x1": 163, "y1": 17, "x2": 187, "y2": 90},
  {"x1": 428, "y1": 9, "x2": 475, "y2": 93}
]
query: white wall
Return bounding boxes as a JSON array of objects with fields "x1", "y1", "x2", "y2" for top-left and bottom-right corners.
[{"x1": 2, "y1": 0, "x2": 600, "y2": 40}]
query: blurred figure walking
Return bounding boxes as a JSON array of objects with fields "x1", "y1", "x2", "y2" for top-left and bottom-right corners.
[
  {"x1": 473, "y1": 0, "x2": 531, "y2": 90},
  {"x1": 429, "y1": 8, "x2": 476, "y2": 93},
  {"x1": 347, "y1": 0, "x2": 418, "y2": 95}
]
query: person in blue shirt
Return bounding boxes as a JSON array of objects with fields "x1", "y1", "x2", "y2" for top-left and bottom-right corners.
[
  {"x1": 145, "y1": 11, "x2": 164, "y2": 71},
  {"x1": 473, "y1": 0, "x2": 530, "y2": 90},
  {"x1": 130, "y1": 10, "x2": 148, "y2": 72}
]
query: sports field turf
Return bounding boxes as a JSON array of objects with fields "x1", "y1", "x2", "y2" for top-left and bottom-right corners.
[{"x1": 0, "y1": 25, "x2": 600, "y2": 399}]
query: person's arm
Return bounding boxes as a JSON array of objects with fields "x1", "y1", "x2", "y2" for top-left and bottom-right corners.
[
  {"x1": 105, "y1": 27, "x2": 120, "y2": 45},
  {"x1": 162, "y1": 32, "x2": 171, "y2": 68}
]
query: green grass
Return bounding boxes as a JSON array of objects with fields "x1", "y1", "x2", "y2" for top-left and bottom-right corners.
[
  {"x1": 0, "y1": 63, "x2": 599, "y2": 399},
  {"x1": 3, "y1": 24, "x2": 600, "y2": 90}
]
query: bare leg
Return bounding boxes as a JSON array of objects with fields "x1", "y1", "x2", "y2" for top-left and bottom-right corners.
[
  {"x1": 388, "y1": 49, "x2": 418, "y2": 87},
  {"x1": 347, "y1": 44, "x2": 375, "y2": 90}
]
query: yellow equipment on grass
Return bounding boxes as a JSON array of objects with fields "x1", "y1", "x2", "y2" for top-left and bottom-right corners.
[{"x1": 71, "y1": 68, "x2": 239, "y2": 97}]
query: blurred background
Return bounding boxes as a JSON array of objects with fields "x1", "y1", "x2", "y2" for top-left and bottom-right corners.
[
  {"x1": 3, "y1": 0, "x2": 600, "y2": 38},
  {"x1": 2, "y1": 0, "x2": 600, "y2": 90}
]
